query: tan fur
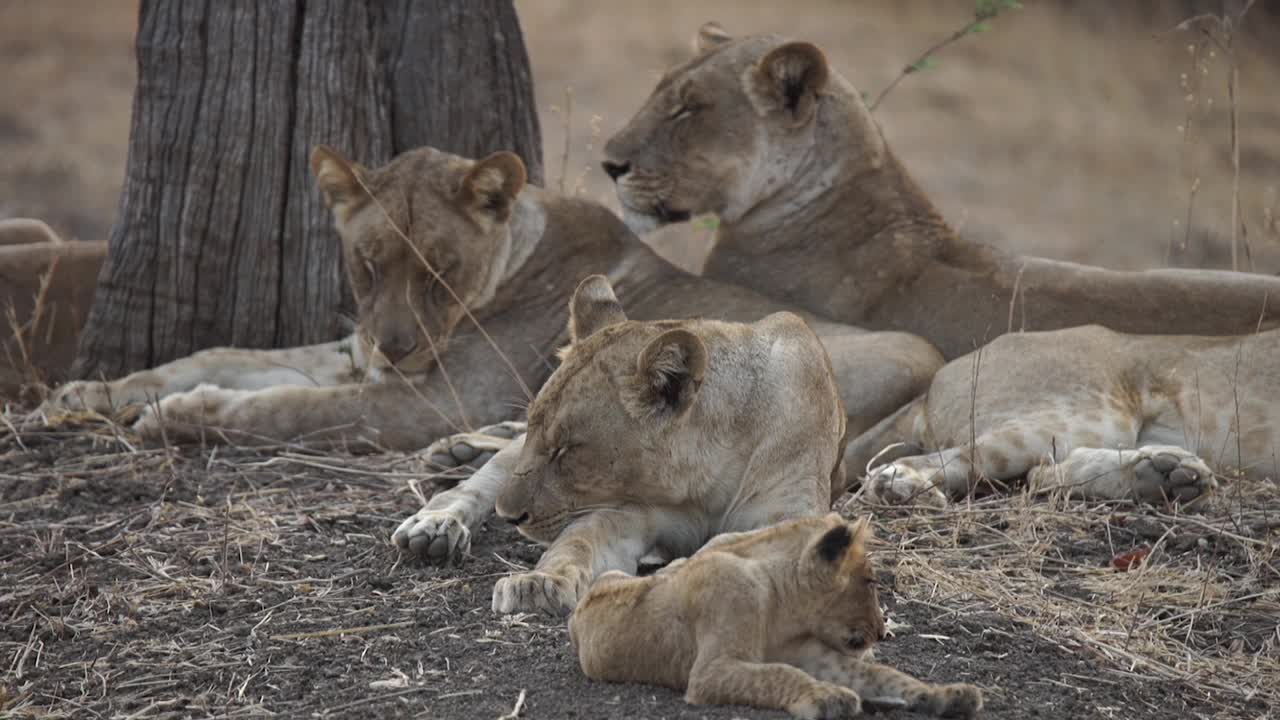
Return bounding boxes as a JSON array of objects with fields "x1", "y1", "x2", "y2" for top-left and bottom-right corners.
[
  {"x1": 603, "y1": 24, "x2": 1280, "y2": 360},
  {"x1": 40, "y1": 144, "x2": 936, "y2": 455},
  {"x1": 39, "y1": 145, "x2": 548, "y2": 450},
  {"x1": 479, "y1": 275, "x2": 847, "y2": 616},
  {"x1": 603, "y1": 24, "x2": 1280, "y2": 503},
  {"x1": 570, "y1": 513, "x2": 983, "y2": 718},
  {"x1": 849, "y1": 325, "x2": 1279, "y2": 507}
]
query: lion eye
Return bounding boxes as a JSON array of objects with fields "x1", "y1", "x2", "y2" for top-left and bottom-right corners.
[
  {"x1": 550, "y1": 446, "x2": 567, "y2": 462},
  {"x1": 363, "y1": 259, "x2": 378, "y2": 280},
  {"x1": 670, "y1": 104, "x2": 696, "y2": 121}
]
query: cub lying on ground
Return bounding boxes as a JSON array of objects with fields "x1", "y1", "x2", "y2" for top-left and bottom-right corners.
[
  {"x1": 571, "y1": 513, "x2": 983, "y2": 719},
  {"x1": 472, "y1": 274, "x2": 847, "y2": 616}
]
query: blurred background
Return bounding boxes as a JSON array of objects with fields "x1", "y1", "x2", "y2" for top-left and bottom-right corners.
[{"x1": 2, "y1": 0, "x2": 1278, "y2": 274}]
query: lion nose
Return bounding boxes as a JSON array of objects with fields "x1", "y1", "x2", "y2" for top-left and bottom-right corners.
[
  {"x1": 500, "y1": 510, "x2": 530, "y2": 526},
  {"x1": 601, "y1": 160, "x2": 630, "y2": 182},
  {"x1": 378, "y1": 337, "x2": 418, "y2": 365}
]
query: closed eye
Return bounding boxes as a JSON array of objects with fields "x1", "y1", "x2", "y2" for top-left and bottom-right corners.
[
  {"x1": 363, "y1": 259, "x2": 378, "y2": 280},
  {"x1": 550, "y1": 446, "x2": 567, "y2": 462},
  {"x1": 670, "y1": 104, "x2": 696, "y2": 121}
]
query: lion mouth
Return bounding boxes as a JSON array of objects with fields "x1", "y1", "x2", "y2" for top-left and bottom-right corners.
[
  {"x1": 653, "y1": 201, "x2": 692, "y2": 224},
  {"x1": 620, "y1": 198, "x2": 691, "y2": 226}
]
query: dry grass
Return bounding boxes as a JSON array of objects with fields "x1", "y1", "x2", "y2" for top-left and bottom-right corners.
[
  {"x1": 847, "y1": 484, "x2": 1280, "y2": 714},
  {"x1": 0, "y1": 417, "x2": 495, "y2": 717},
  {"x1": 2, "y1": 412, "x2": 1276, "y2": 717}
]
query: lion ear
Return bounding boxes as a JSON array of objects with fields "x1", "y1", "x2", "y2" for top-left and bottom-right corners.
[
  {"x1": 311, "y1": 145, "x2": 369, "y2": 219},
  {"x1": 744, "y1": 41, "x2": 829, "y2": 127},
  {"x1": 458, "y1": 151, "x2": 527, "y2": 224},
  {"x1": 808, "y1": 514, "x2": 870, "y2": 576},
  {"x1": 630, "y1": 328, "x2": 707, "y2": 418},
  {"x1": 569, "y1": 275, "x2": 628, "y2": 342},
  {"x1": 693, "y1": 21, "x2": 732, "y2": 54}
]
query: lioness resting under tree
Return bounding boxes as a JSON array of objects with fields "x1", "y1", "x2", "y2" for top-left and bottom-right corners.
[
  {"x1": 37, "y1": 145, "x2": 938, "y2": 454},
  {"x1": 571, "y1": 513, "x2": 983, "y2": 719}
]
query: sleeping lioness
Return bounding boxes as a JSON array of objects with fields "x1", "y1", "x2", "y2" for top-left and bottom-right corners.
[{"x1": 470, "y1": 274, "x2": 848, "y2": 617}]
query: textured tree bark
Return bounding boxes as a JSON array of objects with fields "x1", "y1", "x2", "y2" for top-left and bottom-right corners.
[{"x1": 74, "y1": 0, "x2": 542, "y2": 378}]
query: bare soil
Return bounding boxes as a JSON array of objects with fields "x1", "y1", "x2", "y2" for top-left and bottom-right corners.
[{"x1": 2, "y1": 427, "x2": 1275, "y2": 719}]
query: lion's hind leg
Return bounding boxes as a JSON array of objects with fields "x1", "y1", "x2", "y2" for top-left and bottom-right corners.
[
  {"x1": 862, "y1": 399, "x2": 1152, "y2": 507},
  {"x1": 1027, "y1": 444, "x2": 1216, "y2": 506}
]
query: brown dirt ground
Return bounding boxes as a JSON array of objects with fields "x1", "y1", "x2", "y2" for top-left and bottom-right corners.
[{"x1": 1, "y1": 424, "x2": 1277, "y2": 719}]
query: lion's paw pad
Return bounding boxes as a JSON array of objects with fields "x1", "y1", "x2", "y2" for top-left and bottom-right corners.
[
  {"x1": 1131, "y1": 445, "x2": 1216, "y2": 504},
  {"x1": 491, "y1": 570, "x2": 579, "y2": 617},
  {"x1": 864, "y1": 462, "x2": 947, "y2": 509},
  {"x1": 425, "y1": 421, "x2": 527, "y2": 471},
  {"x1": 391, "y1": 508, "x2": 471, "y2": 566},
  {"x1": 789, "y1": 686, "x2": 862, "y2": 720}
]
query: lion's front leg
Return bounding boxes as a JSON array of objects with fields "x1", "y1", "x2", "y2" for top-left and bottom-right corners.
[
  {"x1": 40, "y1": 336, "x2": 363, "y2": 415},
  {"x1": 491, "y1": 511, "x2": 652, "y2": 617},
  {"x1": 132, "y1": 379, "x2": 463, "y2": 450},
  {"x1": 392, "y1": 436, "x2": 526, "y2": 565},
  {"x1": 783, "y1": 641, "x2": 983, "y2": 718},
  {"x1": 425, "y1": 421, "x2": 527, "y2": 471}
]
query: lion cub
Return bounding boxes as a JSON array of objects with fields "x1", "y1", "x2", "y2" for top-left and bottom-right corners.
[{"x1": 570, "y1": 513, "x2": 983, "y2": 719}]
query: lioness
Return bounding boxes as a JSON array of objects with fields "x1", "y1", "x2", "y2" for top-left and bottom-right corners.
[
  {"x1": 39, "y1": 145, "x2": 937, "y2": 452},
  {"x1": 848, "y1": 324, "x2": 1278, "y2": 507},
  {"x1": 571, "y1": 513, "x2": 984, "y2": 719},
  {"x1": 408, "y1": 274, "x2": 848, "y2": 617},
  {"x1": 599, "y1": 24, "x2": 1279, "y2": 504},
  {"x1": 602, "y1": 23, "x2": 1280, "y2": 360}
]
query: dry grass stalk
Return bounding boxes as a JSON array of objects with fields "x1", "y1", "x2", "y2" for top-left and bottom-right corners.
[{"x1": 847, "y1": 480, "x2": 1280, "y2": 711}]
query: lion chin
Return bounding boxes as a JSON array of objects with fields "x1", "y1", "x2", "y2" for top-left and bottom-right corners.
[{"x1": 620, "y1": 206, "x2": 663, "y2": 236}]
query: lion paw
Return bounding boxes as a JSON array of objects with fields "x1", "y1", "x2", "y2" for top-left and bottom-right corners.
[
  {"x1": 863, "y1": 461, "x2": 947, "y2": 509},
  {"x1": 426, "y1": 421, "x2": 527, "y2": 472},
  {"x1": 916, "y1": 683, "x2": 984, "y2": 719},
  {"x1": 491, "y1": 570, "x2": 581, "y2": 617},
  {"x1": 391, "y1": 507, "x2": 471, "y2": 566},
  {"x1": 1130, "y1": 445, "x2": 1216, "y2": 505},
  {"x1": 787, "y1": 684, "x2": 862, "y2": 720},
  {"x1": 132, "y1": 383, "x2": 242, "y2": 442},
  {"x1": 39, "y1": 380, "x2": 122, "y2": 415},
  {"x1": 1030, "y1": 444, "x2": 1216, "y2": 506}
]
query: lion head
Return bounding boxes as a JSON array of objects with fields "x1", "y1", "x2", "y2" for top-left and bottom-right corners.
[
  {"x1": 602, "y1": 22, "x2": 883, "y2": 235},
  {"x1": 494, "y1": 274, "x2": 710, "y2": 542},
  {"x1": 311, "y1": 145, "x2": 529, "y2": 376},
  {"x1": 795, "y1": 513, "x2": 886, "y2": 655}
]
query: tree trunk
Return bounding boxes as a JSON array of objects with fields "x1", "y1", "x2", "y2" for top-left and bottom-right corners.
[{"x1": 74, "y1": 0, "x2": 542, "y2": 379}]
